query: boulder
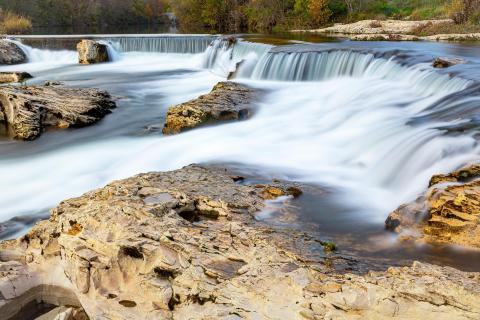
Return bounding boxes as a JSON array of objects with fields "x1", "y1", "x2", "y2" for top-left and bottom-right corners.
[
  {"x1": 0, "y1": 40, "x2": 27, "y2": 64},
  {"x1": 77, "y1": 40, "x2": 109, "y2": 64},
  {"x1": 0, "y1": 85, "x2": 116, "y2": 140},
  {"x1": 1, "y1": 165, "x2": 479, "y2": 320},
  {"x1": 0, "y1": 71, "x2": 32, "y2": 83},
  {"x1": 433, "y1": 57, "x2": 465, "y2": 68},
  {"x1": 387, "y1": 164, "x2": 480, "y2": 248},
  {"x1": 163, "y1": 82, "x2": 255, "y2": 135}
]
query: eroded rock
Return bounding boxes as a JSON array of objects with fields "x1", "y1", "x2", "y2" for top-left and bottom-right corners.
[
  {"x1": 162, "y1": 82, "x2": 255, "y2": 135},
  {"x1": 0, "y1": 85, "x2": 116, "y2": 140},
  {"x1": 0, "y1": 165, "x2": 479, "y2": 319},
  {"x1": 0, "y1": 71, "x2": 32, "y2": 83},
  {"x1": 387, "y1": 164, "x2": 480, "y2": 248},
  {"x1": 0, "y1": 40, "x2": 27, "y2": 64},
  {"x1": 77, "y1": 40, "x2": 109, "y2": 64}
]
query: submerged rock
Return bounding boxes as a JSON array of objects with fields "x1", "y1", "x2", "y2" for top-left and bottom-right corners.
[
  {"x1": 77, "y1": 40, "x2": 109, "y2": 64},
  {"x1": 0, "y1": 40, "x2": 27, "y2": 64},
  {"x1": 162, "y1": 81, "x2": 255, "y2": 135},
  {"x1": 0, "y1": 85, "x2": 116, "y2": 140},
  {"x1": 387, "y1": 164, "x2": 480, "y2": 248},
  {"x1": 433, "y1": 57, "x2": 465, "y2": 68},
  {"x1": 1, "y1": 165, "x2": 479, "y2": 319},
  {"x1": 0, "y1": 71, "x2": 32, "y2": 83}
]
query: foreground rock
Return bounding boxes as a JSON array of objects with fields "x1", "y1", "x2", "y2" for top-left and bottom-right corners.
[
  {"x1": 387, "y1": 164, "x2": 480, "y2": 248},
  {"x1": 77, "y1": 40, "x2": 109, "y2": 64},
  {"x1": 163, "y1": 82, "x2": 255, "y2": 135},
  {"x1": 1, "y1": 165, "x2": 479, "y2": 319},
  {"x1": 0, "y1": 85, "x2": 116, "y2": 140},
  {"x1": 0, "y1": 39, "x2": 27, "y2": 64},
  {"x1": 0, "y1": 71, "x2": 32, "y2": 83}
]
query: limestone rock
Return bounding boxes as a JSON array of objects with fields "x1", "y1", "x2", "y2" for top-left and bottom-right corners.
[
  {"x1": 0, "y1": 165, "x2": 479, "y2": 319},
  {"x1": 0, "y1": 71, "x2": 32, "y2": 83},
  {"x1": 0, "y1": 85, "x2": 116, "y2": 140},
  {"x1": 162, "y1": 82, "x2": 255, "y2": 135},
  {"x1": 0, "y1": 40, "x2": 27, "y2": 64},
  {"x1": 77, "y1": 40, "x2": 109, "y2": 64},
  {"x1": 387, "y1": 164, "x2": 480, "y2": 248},
  {"x1": 350, "y1": 34, "x2": 419, "y2": 41},
  {"x1": 296, "y1": 19, "x2": 453, "y2": 35}
]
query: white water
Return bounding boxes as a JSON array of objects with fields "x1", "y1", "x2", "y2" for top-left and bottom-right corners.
[{"x1": 0, "y1": 38, "x2": 479, "y2": 227}]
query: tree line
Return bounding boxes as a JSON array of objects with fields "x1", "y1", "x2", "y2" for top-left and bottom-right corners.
[{"x1": 0, "y1": 0, "x2": 478, "y2": 33}]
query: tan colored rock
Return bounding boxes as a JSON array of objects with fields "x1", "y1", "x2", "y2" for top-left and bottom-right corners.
[
  {"x1": 1, "y1": 165, "x2": 479, "y2": 319},
  {"x1": 387, "y1": 164, "x2": 480, "y2": 248},
  {"x1": 424, "y1": 33, "x2": 480, "y2": 41},
  {"x1": 0, "y1": 85, "x2": 116, "y2": 140},
  {"x1": 77, "y1": 40, "x2": 109, "y2": 64},
  {"x1": 295, "y1": 19, "x2": 453, "y2": 35},
  {"x1": 0, "y1": 40, "x2": 27, "y2": 64},
  {"x1": 350, "y1": 33, "x2": 420, "y2": 41},
  {"x1": 162, "y1": 81, "x2": 255, "y2": 135},
  {"x1": 0, "y1": 71, "x2": 32, "y2": 83}
]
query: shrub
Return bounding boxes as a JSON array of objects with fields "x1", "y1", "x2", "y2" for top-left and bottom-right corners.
[{"x1": 1, "y1": 11, "x2": 32, "y2": 34}]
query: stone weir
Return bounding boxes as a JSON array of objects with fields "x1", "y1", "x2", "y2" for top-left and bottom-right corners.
[
  {"x1": 1, "y1": 164, "x2": 479, "y2": 320},
  {"x1": 15, "y1": 35, "x2": 218, "y2": 53}
]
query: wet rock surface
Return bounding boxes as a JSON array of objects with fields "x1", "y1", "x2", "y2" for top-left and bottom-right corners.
[
  {"x1": 433, "y1": 57, "x2": 465, "y2": 68},
  {"x1": 0, "y1": 40, "x2": 27, "y2": 64},
  {"x1": 0, "y1": 71, "x2": 32, "y2": 83},
  {"x1": 77, "y1": 40, "x2": 109, "y2": 64},
  {"x1": 0, "y1": 165, "x2": 479, "y2": 319},
  {"x1": 163, "y1": 82, "x2": 255, "y2": 135},
  {"x1": 387, "y1": 164, "x2": 480, "y2": 248},
  {"x1": 0, "y1": 85, "x2": 116, "y2": 140}
]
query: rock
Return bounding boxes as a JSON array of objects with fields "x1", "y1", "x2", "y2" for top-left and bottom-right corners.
[
  {"x1": 295, "y1": 19, "x2": 453, "y2": 35},
  {"x1": 424, "y1": 33, "x2": 480, "y2": 42},
  {"x1": 77, "y1": 40, "x2": 109, "y2": 64},
  {"x1": 387, "y1": 164, "x2": 480, "y2": 248},
  {"x1": 0, "y1": 85, "x2": 116, "y2": 140},
  {"x1": 350, "y1": 34, "x2": 420, "y2": 41},
  {"x1": 162, "y1": 82, "x2": 255, "y2": 135},
  {"x1": 0, "y1": 71, "x2": 32, "y2": 83},
  {"x1": 433, "y1": 57, "x2": 465, "y2": 68},
  {"x1": 0, "y1": 40, "x2": 27, "y2": 64},
  {"x1": 1, "y1": 165, "x2": 479, "y2": 319}
]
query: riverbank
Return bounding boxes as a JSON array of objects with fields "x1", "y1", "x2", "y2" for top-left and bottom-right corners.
[{"x1": 293, "y1": 19, "x2": 480, "y2": 42}]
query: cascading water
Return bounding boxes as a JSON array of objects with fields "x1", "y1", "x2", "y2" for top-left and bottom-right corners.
[
  {"x1": 1, "y1": 35, "x2": 480, "y2": 256},
  {"x1": 105, "y1": 35, "x2": 216, "y2": 53}
]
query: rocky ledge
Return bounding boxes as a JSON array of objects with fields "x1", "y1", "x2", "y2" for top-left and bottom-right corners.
[
  {"x1": 0, "y1": 85, "x2": 116, "y2": 140},
  {"x1": 1, "y1": 165, "x2": 479, "y2": 319},
  {"x1": 77, "y1": 40, "x2": 110, "y2": 64},
  {"x1": 294, "y1": 19, "x2": 452, "y2": 35},
  {"x1": 163, "y1": 82, "x2": 255, "y2": 135},
  {"x1": 387, "y1": 164, "x2": 480, "y2": 248},
  {"x1": 0, "y1": 39, "x2": 27, "y2": 64}
]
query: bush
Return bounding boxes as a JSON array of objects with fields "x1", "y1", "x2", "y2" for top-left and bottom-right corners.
[{"x1": 1, "y1": 11, "x2": 32, "y2": 34}]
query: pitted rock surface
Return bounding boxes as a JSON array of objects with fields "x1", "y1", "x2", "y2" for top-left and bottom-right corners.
[{"x1": 0, "y1": 165, "x2": 479, "y2": 319}]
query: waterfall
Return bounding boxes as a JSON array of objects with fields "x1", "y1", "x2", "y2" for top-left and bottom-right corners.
[
  {"x1": 106, "y1": 36, "x2": 216, "y2": 53},
  {"x1": 202, "y1": 37, "x2": 272, "y2": 77},
  {"x1": 5, "y1": 38, "x2": 77, "y2": 64},
  {"x1": 98, "y1": 40, "x2": 121, "y2": 62},
  {"x1": 239, "y1": 49, "x2": 472, "y2": 96}
]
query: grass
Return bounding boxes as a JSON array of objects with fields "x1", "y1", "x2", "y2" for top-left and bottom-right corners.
[{"x1": 1, "y1": 11, "x2": 32, "y2": 35}]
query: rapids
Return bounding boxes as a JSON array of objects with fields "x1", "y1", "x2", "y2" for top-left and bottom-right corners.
[{"x1": 1, "y1": 34, "x2": 480, "y2": 268}]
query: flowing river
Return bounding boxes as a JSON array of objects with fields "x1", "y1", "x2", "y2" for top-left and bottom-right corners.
[{"x1": 1, "y1": 34, "x2": 480, "y2": 270}]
